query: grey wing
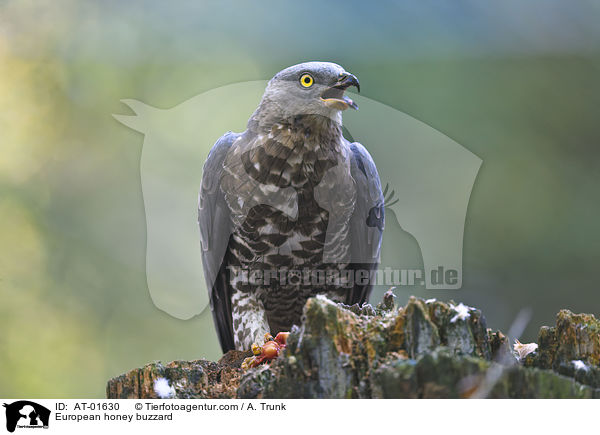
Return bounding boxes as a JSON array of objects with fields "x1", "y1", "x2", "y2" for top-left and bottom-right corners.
[
  {"x1": 346, "y1": 141, "x2": 385, "y2": 305},
  {"x1": 198, "y1": 131, "x2": 239, "y2": 352}
]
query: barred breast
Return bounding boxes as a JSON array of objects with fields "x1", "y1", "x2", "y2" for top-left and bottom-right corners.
[{"x1": 220, "y1": 115, "x2": 355, "y2": 333}]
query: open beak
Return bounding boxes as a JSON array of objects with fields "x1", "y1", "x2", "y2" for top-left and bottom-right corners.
[{"x1": 321, "y1": 72, "x2": 360, "y2": 110}]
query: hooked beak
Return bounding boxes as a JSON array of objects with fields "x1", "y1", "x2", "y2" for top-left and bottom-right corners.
[
  {"x1": 338, "y1": 73, "x2": 360, "y2": 93},
  {"x1": 321, "y1": 72, "x2": 360, "y2": 110}
]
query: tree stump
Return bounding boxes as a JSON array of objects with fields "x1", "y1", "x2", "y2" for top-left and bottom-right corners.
[{"x1": 107, "y1": 294, "x2": 600, "y2": 398}]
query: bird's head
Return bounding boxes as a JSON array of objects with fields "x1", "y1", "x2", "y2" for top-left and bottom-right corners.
[{"x1": 252, "y1": 62, "x2": 360, "y2": 127}]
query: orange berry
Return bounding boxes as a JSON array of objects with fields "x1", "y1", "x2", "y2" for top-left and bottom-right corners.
[
  {"x1": 261, "y1": 341, "x2": 280, "y2": 359},
  {"x1": 274, "y1": 332, "x2": 290, "y2": 346}
]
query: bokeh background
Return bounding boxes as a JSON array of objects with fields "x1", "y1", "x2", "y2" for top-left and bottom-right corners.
[{"x1": 1, "y1": 0, "x2": 599, "y2": 397}]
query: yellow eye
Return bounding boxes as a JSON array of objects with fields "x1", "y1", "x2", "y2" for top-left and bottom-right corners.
[{"x1": 299, "y1": 73, "x2": 314, "y2": 88}]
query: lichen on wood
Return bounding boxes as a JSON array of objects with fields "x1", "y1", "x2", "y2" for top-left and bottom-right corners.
[{"x1": 107, "y1": 294, "x2": 600, "y2": 399}]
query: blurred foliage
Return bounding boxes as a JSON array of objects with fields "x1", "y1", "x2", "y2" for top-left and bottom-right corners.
[{"x1": 0, "y1": 0, "x2": 599, "y2": 397}]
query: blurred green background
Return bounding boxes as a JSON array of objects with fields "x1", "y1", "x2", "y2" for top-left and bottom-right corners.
[{"x1": 1, "y1": 0, "x2": 599, "y2": 397}]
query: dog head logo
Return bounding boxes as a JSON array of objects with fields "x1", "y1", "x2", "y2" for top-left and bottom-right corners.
[
  {"x1": 3, "y1": 401, "x2": 50, "y2": 432},
  {"x1": 114, "y1": 80, "x2": 481, "y2": 319}
]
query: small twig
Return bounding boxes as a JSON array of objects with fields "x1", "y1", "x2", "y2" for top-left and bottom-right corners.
[{"x1": 470, "y1": 308, "x2": 532, "y2": 398}]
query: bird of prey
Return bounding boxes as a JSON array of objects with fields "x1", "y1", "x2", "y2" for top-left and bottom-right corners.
[{"x1": 199, "y1": 62, "x2": 384, "y2": 353}]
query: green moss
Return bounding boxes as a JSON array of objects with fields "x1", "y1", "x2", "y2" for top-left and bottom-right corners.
[{"x1": 108, "y1": 296, "x2": 600, "y2": 399}]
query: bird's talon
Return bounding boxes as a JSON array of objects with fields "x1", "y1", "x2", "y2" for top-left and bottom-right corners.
[{"x1": 241, "y1": 356, "x2": 259, "y2": 369}]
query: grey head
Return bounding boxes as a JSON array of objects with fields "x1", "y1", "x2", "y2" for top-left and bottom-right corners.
[{"x1": 249, "y1": 61, "x2": 360, "y2": 128}]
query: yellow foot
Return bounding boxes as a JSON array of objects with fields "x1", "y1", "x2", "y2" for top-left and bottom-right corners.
[{"x1": 240, "y1": 332, "x2": 290, "y2": 369}]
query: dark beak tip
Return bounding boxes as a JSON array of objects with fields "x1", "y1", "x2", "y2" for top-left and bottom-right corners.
[
  {"x1": 349, "y1": 74, "x2": 360, "y2": 93},
  {"x1": 339, "y1": 72, "x2": 360, "y2": 93}
]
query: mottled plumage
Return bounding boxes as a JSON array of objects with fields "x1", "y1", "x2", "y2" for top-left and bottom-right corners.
[{"x1": 199, "y1": 62, "x2": 384, "y2": 352}]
